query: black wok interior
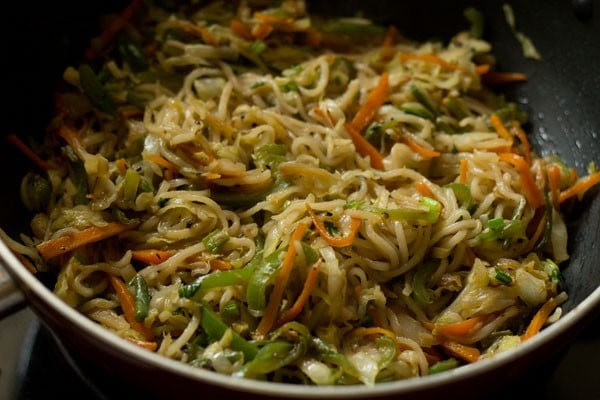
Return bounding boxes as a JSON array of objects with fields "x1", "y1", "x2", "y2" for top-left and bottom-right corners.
[{"x1": 1, "y1": 0, "x2": 599, "y2": 335}]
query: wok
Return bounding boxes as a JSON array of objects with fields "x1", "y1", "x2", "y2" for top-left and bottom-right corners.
[{"x1": 0, "y1": 0, "x2": 599, "y2": 399}]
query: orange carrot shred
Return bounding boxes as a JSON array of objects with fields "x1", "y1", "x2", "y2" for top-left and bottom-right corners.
[
  {"x1": 230, "y1": 19, "x2": 253, "y2": 40},
  {"x1": 7, "y1": 133, "x2": 52, "y2": 171},
  {"x1": 115, "y1": 158, "x2": 128, "y2": 176},
  {"x1": 489, "y1": 114, "x2": 514, "y2": 145},
  {"x1": 510, "y1": 120, "x2": 532, "y2": 165},
  {"x1": 131, "y1": 249, "x2": 173, "y2": 265},
  {"x1": 482, "y1": 71, "x2": 528, "y2": 85},
  {"x1": 521, "y1": 297, "x2": 559, "y2": 341},
  {"x1": 125, "y1": 337, "x2": 158, "y2": 351},
  {"x1": 354, "y1": 326, "x2": 398, "y2": 342},
  {"x1": 108, "y1": 274, "x2": 155, "y2": 341},
  {"x1": 475, "y1": 64, "x2": 491, "y2": 75},
  {"x1": 255, "y1": 222, "x2": 309, "y2": 339},
  {"x1": 416, "y1": 181, "x2": 435, "y2": 198},
  {"x1": 307, "y1": 205, "x2": 361, "y2": 247},
  {"x1": 400, "y1": 53, "x2": 462, "y2": 72},
  {"x1": 440, "y1": 340, "x2": 480, "y2": 363},
  {"x1": 209, "y1": 258, "x2": 233, "y2": 271},
  {"x1": 547, "y1": 165, "x2": 562, "y2": 209},
  {"x1": 400, "y1": 136, "x2": 441, "y2": 160},
  {"x1": 344, "y1": 123, "x2": 385, "y2": 170},
  {"x1": 459, "y1": 158, "x2": 468, "y2": 184},
  {"x1": 144, "y1": 154, "x2": 178, "y2": 177},
  {"x1": 499, "y1": 152, "x2": 545, "y2": 209},
  {"x1": 559, "y1": 171, "x2": 600, "y2": 204},
  {"x1": 84, "y1": 0, "x2": 144, "y2": 62},
  {"x1": 274, "y1": 259, "x2": 322, "y2": 328},
  {"x1": 36, "y1": 222, "x2": 136, "y2": 260},
  {"x1": 432, "y1": 316, "x2": 487, "y2": 337},
  {"x1": 351, "y1": 72, "x2": 390, "y2": 132},
  {"x1": 251, "y1": 23, "x2": 274, "y2": 40}
]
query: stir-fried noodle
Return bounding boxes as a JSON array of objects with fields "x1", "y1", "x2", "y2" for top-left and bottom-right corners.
[{"x1": 3, "y1": 0, "x2": 600, "y2": 385}]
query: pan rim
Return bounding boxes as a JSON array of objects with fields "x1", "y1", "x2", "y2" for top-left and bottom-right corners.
[{"x1": 1, "y1": 235, "x2": 599, "y2": 398}]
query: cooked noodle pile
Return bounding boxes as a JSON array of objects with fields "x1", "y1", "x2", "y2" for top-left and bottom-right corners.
[{"x1": 4, "y1": 0, "x2": 600, "y2": 385}]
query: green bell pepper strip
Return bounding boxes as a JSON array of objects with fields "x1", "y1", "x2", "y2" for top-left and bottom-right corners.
[
  {"x1": 179, "y1": 256, "x2": 259, "y2": 300},
  {"x1": 70, "y1": 161, "x2": 89, "y2": 206},
  {"x1": 237, "y1": 341, "x2": 296, "y2": 377},
  {"x1": 200, "y1": 303, "x2": 258, "y2": 361},
  {"x1": 246, "y1": 248, "x2": 285, "y2": 313},
  {"x1": 239, "y1": 321, "x2": 309, "y2": 378},
  {"x1": 413, "y1": 261, "x2": 438, "y2": 305},
  {"x1": 374, "y1": 335, "x2": 397, "y2": 370},
  {"x1": 381, "y1": 197, "x2": 441, "y2": 224},
  {"x1": 445, "y1": 182, "x2": 473, "y2": 210},
  {"x1": 429, "y1": 358, "x2": 459, "y2": 374},
  {"x1": 123, "y1": 168, "x2": 140, "y2": 203},
  {"x1": 346, "y1": 197, "x2": 441, "y2": 225},
  {"x1": 78, "y1": 64, "x2": 117, "y2": 116},
  {"x1": 129, "y1": 274, "x2": 150, "y2": 322},
  {"x1": 410, "y1": 83, "x2": 438, "y2": 115},
  {"x1": 463, "y1": 7, "x2": 484, "y2": 39},
  {"x1": 309, "y1": 336, "x2": 361, "y2": 379},
  {"x1": 202, "y1": 229, "x2": 229, "y2": 253}
]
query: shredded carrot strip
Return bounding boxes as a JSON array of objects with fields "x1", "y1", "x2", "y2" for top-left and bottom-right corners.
[
  {"x1": 13, "y1": 252, "x2": 37, "y2": 274},
  {"x1": 131, "y1": 249, "x2": 173, "y2": 265},
  {"x1": 400, "y1": 53, "x2": 462, "y2": 71},
  {"x1": 499, "y1": 152, "x2": 545, "y2": 209},
  {"x1": 7, "y1": 133, "x2": 51, "y2": 171},
  {"x1": 230, "y1": 19, "x2": 253, "y2": 40},
  {"x1": 174, "y1": 20, "x2": 219, "y2": 45},
  {"x1": 432, "y1": 316, "x2": 487, "y2": 337},
  {"x1": 108, "y1": 274, "x2": 155, "y2": 341},
  {"x1": 253, "y1": 12, "x2": 294, "y2": 26},
  {"x1": 559, "y1": 171, "x2": 600, "y2": 204},
  {"x1": 459, "y1": 158, "x2": 468, "y2": 184},
  {"x1": 251, "y1": 23, "x2": 274, "y2": 40},
  {"x1": 521, "y1": 297, "x2": 559, "y2": 341},
  {"x1": 353, "y1": 285, "x2": 363, "y2": 300},
  {"x1": 440, "y1": 340, "x2": 480, "y2": 363},
  {"x1": 510, "y1": 120, "x2": 532, "y2": 165},
  {"x1": 255, "y1": 222, "x2": 309, "y2": 339},
  {"x1": 482, "y1": 71, "x2": 528, "y2": 85},
  {"x1": 475, "y1": 64, "x2": 491, "y2": 75},
  {"x1": 489, "y1": 114, "x2": 514, "y2": 145},
  {"x1": 144, "y1": 154, "x2": 178, "y2": 179},
  {"x1": 547, "y1": 165, "x2": 562, "y2": 209},
  {"x1": 209, "y1": 258, "x2": 233, "y2": 271},
  {"x1": 380, "y1": 25, "x2": 400, "y2": 61},
  {"x1": 84, "y1": 0, "x2": 144, "y2": 61},
  {"x1": 274, "y1": 259, "x2": 321, "y2": 327},
  {"x1": 118, "y1": 105, "x2": 144, "y2": 119},
  {"x1": 36, "y1": 222, "x2": 135, "y2": 260},
  {"x1": 58, "y1": 125, "x2": 87, "y2": 160},
  {"x1": 351, "y1": 72, "x2": 389, "y2": 132},
  {"x1": 354, "y1": 326, "x2": 398, "y2": 341},
  {"x1": 306, "y1": 205, "x2": 361, "y2": 247},
  {"x1": 416, "y1": 181, "x2": 434, "y2": 197},
  {"x1": 344, "y1": 123, "x2": 385, "y2": 170},
  {"x1": 125, "y1": 337, "x2": 158, "y2": 351},
  {"x1": 115, "y1": 158, "x2": 128, "y2": 176},
  {"x1": 400, "y1": 136, "x2": 441, "y2": 160}
]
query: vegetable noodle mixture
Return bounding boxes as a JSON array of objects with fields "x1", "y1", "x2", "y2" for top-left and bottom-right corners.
[{"x1": 4, "y1": 0, "x2": 600, "y2": 385}]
